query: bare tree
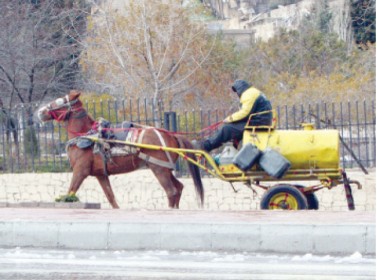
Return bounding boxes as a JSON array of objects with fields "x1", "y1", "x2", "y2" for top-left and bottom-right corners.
[
  {"x1": 83, "y1": 0, "x2": 221, "y2": 125},
  {"x1": 0, "y1": 0, "x2": 87, "y2": 109}
]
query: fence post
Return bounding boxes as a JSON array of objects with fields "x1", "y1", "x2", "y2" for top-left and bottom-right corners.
[
  {"x1": 163, "y1": 112, "x2": 177, "y2": 132},
  {"x1": 163, "y1": 112, "x2": 180, "y2": 174}
]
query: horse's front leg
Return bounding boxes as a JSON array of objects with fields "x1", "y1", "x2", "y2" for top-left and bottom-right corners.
[
  {"x1": 67, "y1": 169, "x2": 89, "y2": 196},
  {"x1": 96, "y1": 175, "x2": 120, "y2": 209}
]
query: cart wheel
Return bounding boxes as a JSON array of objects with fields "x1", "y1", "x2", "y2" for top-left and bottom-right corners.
[
  {"x1": 295, "y1": 185, "x2": 319, "y2": 210},
  {"x1": 260, "y1": 184, "x2": 308, "y2": 210}
]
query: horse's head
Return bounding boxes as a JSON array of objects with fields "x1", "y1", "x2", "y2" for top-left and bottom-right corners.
[{"x1": 38, "y1": 90, "x2": 83, "y2": 122}]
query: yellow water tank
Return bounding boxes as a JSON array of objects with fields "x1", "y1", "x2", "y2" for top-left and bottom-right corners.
[{"x1": 242, "y1": 127, "x2": 340, "y2": 170}]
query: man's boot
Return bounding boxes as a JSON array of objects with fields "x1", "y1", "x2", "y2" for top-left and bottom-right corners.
[{"x1": 191, "y1": 139, "x2": 204, "y2": 150}]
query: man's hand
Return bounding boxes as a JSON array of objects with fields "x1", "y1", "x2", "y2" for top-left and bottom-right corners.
[{"x1": 223, "y1": 117, "x2": 231, "y2": 123}]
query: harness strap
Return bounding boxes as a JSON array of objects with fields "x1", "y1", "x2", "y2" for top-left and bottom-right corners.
[
  {"x1": 137, "y1": 128, "x2": 175, "y2": 170},
  {"x1": 137, "y1": 129, "x2": 146, "y2": 144},
  {"x1": 138, "y1": 153, "x2": 175, "y2": 169},
  {"x1": 152, "y1": 128, "x2": 175, "y2": 167}
]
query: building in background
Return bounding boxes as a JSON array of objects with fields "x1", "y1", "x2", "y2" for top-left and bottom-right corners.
[{"x1": 203, "y1": 0, "x2": 350, "y2": 42}]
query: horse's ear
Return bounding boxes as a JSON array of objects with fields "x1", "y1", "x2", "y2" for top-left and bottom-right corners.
[{"x1": 69, "y1": 90, "x2": 81, "y2": 100}]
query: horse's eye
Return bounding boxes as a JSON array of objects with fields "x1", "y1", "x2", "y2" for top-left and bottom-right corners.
[{"x1": 55, "y1": 98, "x2": 65, "y2": 106}]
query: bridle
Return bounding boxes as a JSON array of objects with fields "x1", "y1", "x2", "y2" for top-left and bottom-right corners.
[{"x1": 41, "y1": 95, "x2": 84, "y2": 122}]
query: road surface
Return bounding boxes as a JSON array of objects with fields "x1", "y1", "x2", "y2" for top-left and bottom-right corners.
[{"x1": 0, "y1": 247, "x2": 375, "y2": 279}]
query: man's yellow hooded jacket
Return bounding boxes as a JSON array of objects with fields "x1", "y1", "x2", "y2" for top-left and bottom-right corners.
[{"x1": 225, "y1": 80, "x2": 272, "y2": 126}]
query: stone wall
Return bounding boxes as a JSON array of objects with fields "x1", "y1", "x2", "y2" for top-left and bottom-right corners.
[{"x1": 0, "y1": 169, "x2": 374, "y2": 211}]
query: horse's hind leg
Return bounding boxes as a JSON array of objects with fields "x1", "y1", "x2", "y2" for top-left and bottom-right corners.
[
  {"x1": 150, "y1": 166, "x2": 182, "y2": 209},
  {"x1": 170, "y1": 174, "x2": 184, "y2": 208},
  {"x1": 96, "y1": 175, "x2": 120, "y2": 209}
]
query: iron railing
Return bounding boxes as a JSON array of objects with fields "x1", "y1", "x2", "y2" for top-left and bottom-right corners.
[{"x1": 0, "y1": 99, "x2": 375, "y2": 173}]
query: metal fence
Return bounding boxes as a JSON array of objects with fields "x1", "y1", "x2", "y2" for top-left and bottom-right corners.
[{"x1": 0, "y1": 99, "x2": 375, "y2": 173}]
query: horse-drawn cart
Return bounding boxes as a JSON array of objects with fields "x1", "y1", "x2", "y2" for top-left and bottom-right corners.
[{"x1": 38, "y1": 91, "x2": 362, "y2": 210}]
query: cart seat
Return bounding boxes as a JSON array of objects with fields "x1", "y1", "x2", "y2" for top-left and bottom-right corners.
[{"x1": 244, "y1": 110, "x2": 277, "y2": 132}]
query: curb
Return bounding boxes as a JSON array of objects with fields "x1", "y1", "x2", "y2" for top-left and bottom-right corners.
[
  {"x1": 0, "y1": 202, "x2": 101, "y2": 209},
  {"x1": 0, "y1": 209, "x2": 375, "y2": 255}
]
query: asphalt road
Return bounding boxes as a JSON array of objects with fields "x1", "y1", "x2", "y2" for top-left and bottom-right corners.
[{"x1": 0, "y1": 248, "x2": 375, "y2": 280}]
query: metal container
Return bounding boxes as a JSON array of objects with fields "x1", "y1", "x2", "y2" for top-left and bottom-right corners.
[
  {"x1": 232, "y1": 143, "x2": 261, "y2": 171},
  {"x1": 218, "y1": 144, "x2": 238, "y2": 165},
  {"x1": 259, "y1": 148, "x2": 291, "y2": 179},
  {"x1": 242, "y1": 128, "x2": 340, "y2": 170}
]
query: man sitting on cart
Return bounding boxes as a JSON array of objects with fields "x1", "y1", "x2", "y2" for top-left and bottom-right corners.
[{"x1": 193, "y1": 79, "x2": 273, "y2": 152}]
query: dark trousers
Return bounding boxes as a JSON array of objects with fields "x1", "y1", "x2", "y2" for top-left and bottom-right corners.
[{"x1": 203, "y1": 122, "x2": 246, "y2": 152}]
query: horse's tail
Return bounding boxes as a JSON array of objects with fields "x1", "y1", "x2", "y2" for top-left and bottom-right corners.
[{"x1": 177, "y1": 136, "x2": 204, "y2": 206}]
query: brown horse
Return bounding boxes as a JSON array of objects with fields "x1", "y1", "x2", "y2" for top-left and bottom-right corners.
[{"x1": 37, "y1": 90, "x2": 204, "y2": 209}]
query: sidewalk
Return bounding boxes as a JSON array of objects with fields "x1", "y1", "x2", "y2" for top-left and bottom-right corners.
[
  {"x1": 0, "y1": 208, "x2": 375, "y2": 255},
  {"x1": 0, "y1": 170, "x2": 375, "y2": 211}
]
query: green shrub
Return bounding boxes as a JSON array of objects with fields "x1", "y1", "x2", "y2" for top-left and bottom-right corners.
[{"x1": 55, "y1": 192, "x2": 80, "y2": 203}]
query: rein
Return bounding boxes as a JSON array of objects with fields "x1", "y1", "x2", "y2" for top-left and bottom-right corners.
[
  {"x1": 148, "y1": 121, "x2": 223, "y2": 138},
  {"x1": 45, "y1": 94, "x2": 222, "y2": 138},
  {"x1": 92, "y1": 120, "x2": 223, "y2": 139}
]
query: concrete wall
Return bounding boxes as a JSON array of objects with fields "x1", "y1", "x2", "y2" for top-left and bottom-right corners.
[{"x1": 0, "y1": 169, "x2": 374, "y2": 211}]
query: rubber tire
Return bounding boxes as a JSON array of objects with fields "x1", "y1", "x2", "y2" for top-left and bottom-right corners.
[
  {"x1": 260, "y1": 184, "x2": 309, "y2": 210},
  {"x1": 295, "y1": 185, "x2": 319, "y2": 210}
]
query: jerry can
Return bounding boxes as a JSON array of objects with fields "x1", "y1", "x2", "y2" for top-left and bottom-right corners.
[{"x1": 217, "y1": 144, "x2": 238, "y2": 165}]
